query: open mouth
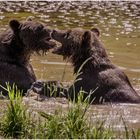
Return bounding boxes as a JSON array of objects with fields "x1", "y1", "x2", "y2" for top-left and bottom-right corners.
[
  {"x1": 52, "y1": 45, "x2": 63, "y2": 55},
  {"x1": 51, "y1": 38, "x2": 64, "y2": 55},
  {"x1": 52, "y1": 45, "x2": 70, "y2": 60},
  {"x1": 45, "y1": 37, "x2": 56, "y2": 49},
  {"x1": 46, "y1": 37, "x2": 51, "y2": 41}
]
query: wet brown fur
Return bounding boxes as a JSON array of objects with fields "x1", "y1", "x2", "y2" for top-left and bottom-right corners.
[
  {"x1": 52, "y1": 28, "x2": 140, "y2": 104},
  {"x1": 0, "y1": 19, "x2": 55, "y2": 95}
]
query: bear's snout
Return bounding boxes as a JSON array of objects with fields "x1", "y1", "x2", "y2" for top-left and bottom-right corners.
[
  {"x1": 52, "y1": 29, "x2": 66, "y2": 44},
  {"x1": 51, "y1": 29, "x2": 58, "y2": 38}
]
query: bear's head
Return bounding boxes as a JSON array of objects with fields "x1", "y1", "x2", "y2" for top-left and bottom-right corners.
[
  {"x1": 9, "y1": 19, "x2": 56, "y2": 53},
  {"x1": 52, "y1": 28, "x2": 100, "y2": 57},
  {"x1": 52, "y1": 28, "x2": 109, "y2": 73},
  {"x1": 1, "y1": 19, "x2": 56, "y2": 64}
]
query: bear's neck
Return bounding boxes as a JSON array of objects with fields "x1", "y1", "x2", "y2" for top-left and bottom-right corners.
[
  {"x1": 9, "y1": 48, "x2": 31, "y2": 66},
  {"x1": 72, "y1": 42, "x2": 113, "y2": 74},
  {"x1": 7, "y1": 35, "x2": 31, "y2": 66},
  {"x1": 0, "y1": 31, "x2": 31, "y2": 66}
]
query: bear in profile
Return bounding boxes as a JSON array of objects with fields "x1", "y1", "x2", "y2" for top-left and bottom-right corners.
[
  {"x1": 52, "y1": 28, "x2": 140, "y2": 103},
  {"x1": 0, "y1": 19, "x2": 56, "y2": 95}
]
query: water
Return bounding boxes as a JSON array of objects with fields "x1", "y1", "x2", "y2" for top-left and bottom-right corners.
[{"x1": 0, "y1": 1, "x2": 140, "y2": 131}]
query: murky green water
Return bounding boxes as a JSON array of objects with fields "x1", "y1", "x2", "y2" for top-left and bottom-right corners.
[{"x1": 0, "y1": 1, "x2": 140, "y2": 131}]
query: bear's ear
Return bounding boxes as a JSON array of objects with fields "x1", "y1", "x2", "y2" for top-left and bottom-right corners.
[
  {"x1": 9, "y1": 20, "x2": 20, "y2": 33},
  {"x1": 91, "y1": 28, "x2": 100, "y2": 37},
  {"x1": 82, "y1": 31, "x2": 91, "y2": 48}
]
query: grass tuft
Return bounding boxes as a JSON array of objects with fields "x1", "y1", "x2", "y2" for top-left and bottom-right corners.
[
  {"x1": 0, "y1": 84, "x2": 139, "y2": 139},
  {"x1": 0, "y1": 83, "x2": 30, "y2": 138}
]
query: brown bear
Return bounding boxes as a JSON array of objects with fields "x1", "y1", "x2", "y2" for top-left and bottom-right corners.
[
  {"x1": 0, "y1": 19, "x2": 56, "y2": 95},
  {"x1": 52, "y1": 28, "x2": 140, "y2": 104}
]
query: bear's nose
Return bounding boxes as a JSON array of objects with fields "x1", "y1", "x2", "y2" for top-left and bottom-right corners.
[
  {"x1": 51, "y1": 29, "x2": 57, "y2": 38},
  {"x1": 43, "y1": 27, "x2": 53, "y2": 38},
  {"x1": 52, "y1": 29, "x2": 57, "y2": 34}
]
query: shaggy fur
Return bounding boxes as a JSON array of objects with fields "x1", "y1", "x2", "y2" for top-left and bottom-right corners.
[
  {"x1": 52, "y1": 28, "x2": 140, "y2": 104},
  {"x1": 0, "y1": 19, "x2": 56, "y2": 95}
]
